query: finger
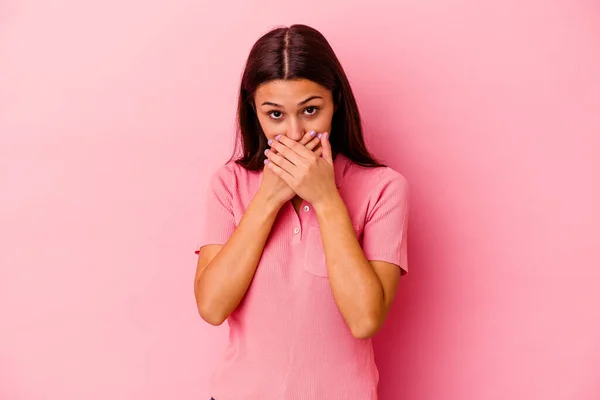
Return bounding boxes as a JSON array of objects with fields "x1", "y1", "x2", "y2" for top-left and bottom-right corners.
[
  {"x1": 265, "y1": 148, "x2": 296, "y2": 174},
  {"x1": 298, "y1": 130, "x2": 317, "y2": 146},
  {"x1": 276, "y1": 135, "x2": 316, "y2": 161},
  {"x1": 319, "y1": 132, "x2": 333, "y2": 164},
  {"x1": 265, "y1": 131, "x2": 311, "y2": 156},
  {"x1": 269, "y1": 136, "x2": 305, "y2": 166},
  {"x1": 264, "y1": 159, "x2": 294, "y2": 186},
  {"x1": 304, "y1": 136, "x2": 321, "y2": 151},
  {"x1": 314, "y1": 146, "x2": 324, "y2": 157}
]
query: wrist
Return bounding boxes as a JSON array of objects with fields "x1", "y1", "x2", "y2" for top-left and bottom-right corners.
[
  {"x1": 253, "y1": 190, "x2": 284, "y2": 215},
  {"x1": 312, "y1": 192, "x2": 344, "y2": 217}
]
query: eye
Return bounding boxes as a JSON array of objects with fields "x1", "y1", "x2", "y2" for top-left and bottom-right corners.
[
  {"x1": 267, "y1": 110, "x2": 283, "y2": 120},
  {"x1": 304, "y1": 106, "x2": 319, "y2": 116}
]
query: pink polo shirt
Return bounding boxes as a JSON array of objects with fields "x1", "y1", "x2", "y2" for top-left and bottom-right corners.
[{"x1": 196, "y1": 153, "x2": 409, "y2": 400}]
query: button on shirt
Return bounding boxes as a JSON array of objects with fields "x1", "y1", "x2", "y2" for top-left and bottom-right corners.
[{"x1": 195, "y1": 153, "x2": 409, "y2": 400}]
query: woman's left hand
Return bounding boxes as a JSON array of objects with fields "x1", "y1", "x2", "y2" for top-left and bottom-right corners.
[{"x1": 264, "y1": 132, "x2": 337, "y2": 207}]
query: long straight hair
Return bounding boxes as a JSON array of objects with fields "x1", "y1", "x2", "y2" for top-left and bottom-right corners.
[{"x1": 232, "y1": 24, "x2": 384, "y2": 170}]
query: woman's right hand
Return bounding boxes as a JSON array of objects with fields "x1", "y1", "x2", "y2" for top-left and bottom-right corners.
[{"x1": 257, "y1": 131, "x2": 323, "y2": 209}]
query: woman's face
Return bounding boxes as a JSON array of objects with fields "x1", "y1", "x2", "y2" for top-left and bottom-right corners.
[{"x1": 254, "y1": 79, "x2": 335, "y2": 143}]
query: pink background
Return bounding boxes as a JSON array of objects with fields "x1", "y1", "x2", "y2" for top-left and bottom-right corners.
[{"x1": 1, "y1": 0, "x2": 599, "y2": 399}]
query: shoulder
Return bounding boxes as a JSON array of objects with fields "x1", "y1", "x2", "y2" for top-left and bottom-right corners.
[
  {"x1": 207, "y1": 159, "x2": 258, "y2": 195},
  {"x1": 210, "y1": 160, "x2": 244, "y2": 180},
  {"x1": 344, "y1": 161, "x2": 410, "y2": 228},
  {"x1": 345, "y1": 159, "x2": 409, "y2": 197}
]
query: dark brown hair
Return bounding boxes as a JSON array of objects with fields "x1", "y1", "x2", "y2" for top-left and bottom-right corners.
[{"x1": 231, "y1": 24, "x2": 384, "y2": 170}]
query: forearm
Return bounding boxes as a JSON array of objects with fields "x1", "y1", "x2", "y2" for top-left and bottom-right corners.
[
  {"x1": 314, "y1": 195, "x2": 386, "y2": 339},
  {"x1": 195, "y1": 193, "x2": 281, "y2": 325}
]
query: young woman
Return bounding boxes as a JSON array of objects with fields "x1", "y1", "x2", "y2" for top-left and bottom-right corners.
[{"x1": 194, "y1": 24, "x2": 409, "y2": 400}]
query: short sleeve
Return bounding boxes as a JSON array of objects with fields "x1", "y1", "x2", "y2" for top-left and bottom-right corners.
[
  {"x1": 194, "y1": 166, "x2": 237, "y2": 254},
  {"x1": 361, "y1": 168, "x2": 410, "y2": 275}
]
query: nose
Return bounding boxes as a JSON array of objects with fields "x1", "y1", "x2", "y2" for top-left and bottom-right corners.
[{"x1": 287, "y1": 120, "x2": 304, "y2": 141}]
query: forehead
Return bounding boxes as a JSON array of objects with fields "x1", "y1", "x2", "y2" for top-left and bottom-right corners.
[{"x1": 255, "y1": 79, "x2": 329, "y2": 103}]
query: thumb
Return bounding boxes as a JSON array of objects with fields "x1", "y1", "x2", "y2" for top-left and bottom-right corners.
[{"x1": 320, "y1": 132, "x2": 333, "y2": 164}]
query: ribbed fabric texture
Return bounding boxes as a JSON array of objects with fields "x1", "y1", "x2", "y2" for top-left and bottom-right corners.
[{"x1": 196, "y1": 154, "x2": 409, "y2": 400}]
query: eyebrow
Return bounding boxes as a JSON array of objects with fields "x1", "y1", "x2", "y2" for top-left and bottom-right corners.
[{"x1": 260, "y1": 95, "x2": 323, "y2": 108}]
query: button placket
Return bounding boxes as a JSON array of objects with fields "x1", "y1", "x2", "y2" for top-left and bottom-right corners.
[{"x1": 292, "y1": 200, "x2": 313, "y2": 240}]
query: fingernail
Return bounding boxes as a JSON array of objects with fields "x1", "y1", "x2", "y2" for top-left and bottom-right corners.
[
  {"x1": 267, "y1": 139, "x2": 273, "y2": 145},
  {"x1": 317, "y1": 133, "x2": 322, "y2": 139},
  {"x1": 264, "y1": 149, "x2": 269, "y2": 155},
  {"x1": 324, "y1": 132, "x2": 329, "y2": 139},
  {"x1": 275, "y1": 134, "x2": 281, "y2": 141},
  {"x1": 264, "y1": 159, "x2": 269, "y2": 164},
  {"x1": 309, "y1": 130, "x2": 316, "y2": 137}
]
